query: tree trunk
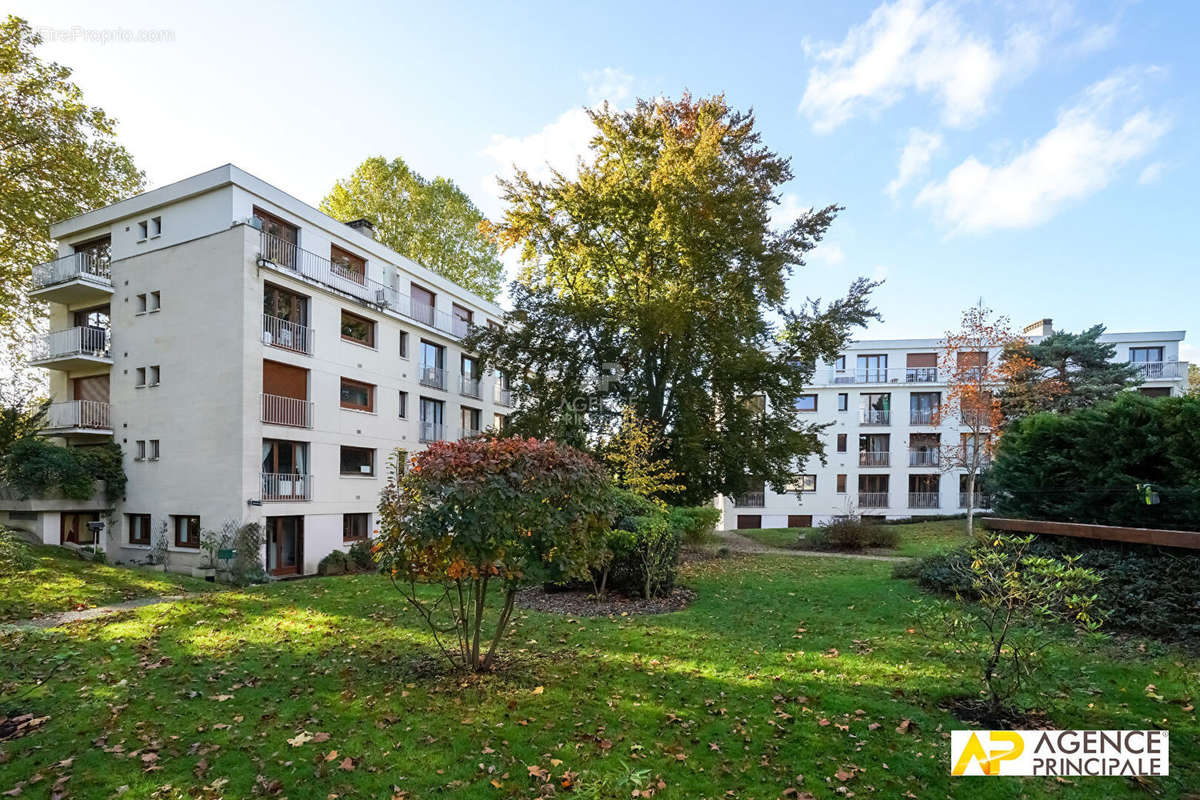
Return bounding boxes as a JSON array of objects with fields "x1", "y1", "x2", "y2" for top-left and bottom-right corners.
[{"x1": 966, "y1": 470, "x2": 976, "y2": 539}]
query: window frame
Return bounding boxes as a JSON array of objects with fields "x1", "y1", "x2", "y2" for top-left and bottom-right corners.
[
  {"x1": 836, "y1": 433, "x2": 847, "y2": 452},
  {"x1": 837, "y1": 392, "x2": 848, "y2": 411},
  {"x1": 794, "y1": 394, "x2": 818, "y2": 412},
  {"x1": 342, "y1": 512, "x2": 370, "y2": 542},
  {"x1": 339, "y1": 445, "x2": 376, "y2": 477},
  {"x1": 398, "y1": 390, "x2": 408, "y2": 419},
  {"x1": 173, "y1": 515, "x2": 200, "y2": 549},
  {"x1": 128, "y1": 513, "x2": 151, "y2": 545},
  {"x1": 340, "y1": 309, "x2": 376, "y2": 348},
  {"x1": 339, "y1": 377, "x2": 375, "y2": 412}
]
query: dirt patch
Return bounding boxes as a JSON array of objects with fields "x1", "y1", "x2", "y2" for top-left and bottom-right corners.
[
  {"x1": 0, "y1": 712, "x2": 50, "y2": 742},
  {"x1": 516, "y1": 586, "x2": 696, "y2": 617},
  {"x1": 942, "y1": 697, "x2": 1054, "y2": 729}
]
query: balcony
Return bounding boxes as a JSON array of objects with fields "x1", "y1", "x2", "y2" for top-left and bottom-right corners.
[
  {"x1": 1132, "y1": 361, "x2": 1188, "y2": 381},
  {"x1": 261, "y1": 393, "x2": 313, "y2": 428},
  {"x1": 734, "y1": 491, "x2": 765, "y2": 507},
  {"x1": 908, "y1": 492, "x2": 940, "y2": 509},
  {"x1": 262, "y1": 313, "x2": 313, "y2": 355},
  {"x1": 453, "y1": 317, "x2": 471, "y2": 339},
  {"x1": 860, "y1": 409, "x2": 890, "y2": 426},
  {"x1": 30, "y1": 252, "x2": 113, "y2": 305},
  {"x1": 30, "y1": 327, "x2": 111, "y2": 371},
  {"x1": 908, "y1": 449, "x2": 939, "y2": 467},
  {"x1": 858, "y1": 451, "x2": 889, "y2": 467},
  {"x1": 419, "y1": 422, "x2": 445, "y2": 443},
  {"x1": 459, "y1": 427, "x2": 481, "y2": 440},
  {"x1": 826, "y1": 367, "x2": 939, "y2": 385},
  {"x1": 460, "y1": 375, "x2": 481, "y2": 399},
  {"x1": 858, "y1": 492, "x2": 888, "y2": 509},
  {"x1": 420, "y1": 366, "x2": 446, "y2": 391},
  {"x1": 262, "y1": 472, "x2": 312, "y2": 502},
  {"x1": 494, "y1": 385, "x2": 513, "y2": 407},
  {"x1": 959, "y1": 492, "x2": 991, "y2": 509},
  {"x1": 909, "y1": 408, "x2": 938, "y2": 425},
  {"x1": 42, "y1": 400, "x2": 112, "y2": 437}
]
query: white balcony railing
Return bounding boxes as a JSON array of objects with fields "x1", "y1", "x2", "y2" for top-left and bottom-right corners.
[
  {"x1": 827, "y1": 367, "x2": 939, "y2": 385},
  {"x1": 419, "y1": 422, "x2": 445, "y2": 443},
  {"x1": 1132, "y1": 361, "x2": 1188, "y2": 380},
  {"x1": 32, "y1": 252, "x2": 111, "y2": 290},
  {"x1": 860, "y1": 409, "x2": 890, "y2": 425},
  {"x1": 460, "y1": 375, "x2": 481, "y2": 399},
  {"x1": 959, "y1": 492, "x2": 991, "y2": 509},
  {"x1": 32, "y1": 326, "x2": 110, "y2": 361},
  {"x1": 909, "y1": 408, "x2": 938, "y2": 425},
  {"x1": 908, "y1": 449, "x2": 939, "y2": 467},
  {"x1": 262, "y1": 472, "x2": 312, "y2": 502},
  {"x1": 494, "y1": 384, "x2": 512, "y2": 407},
  {"x1": 459, "y1": 427, "x2": 481, "y2": 440},
  {"x1": 908, "y1": 492, "x2": 940, "y2": 509},
  {"x1": 858, "y1": 451, "x2": 889, "y2": 467},
  {"x1": 260, "y1": 393, "x2": 313, "y2": 428},
  {"x1": 858, "y1": 492, "x2": 889, "y2": 509},
  {"x1": 453, "y1": 317, "x2": 471, "y2": 339},
  {"x1": 420, "y1": 366, "x2": 446, "y2": 390},
  {"x1": 262, "y1": 313, "x2": 314, "y2": 355},
  {"x1": 735, "y1": 491, "x2": 766, "y2": 507},
  {"x1": 44, "y1": 400, "x2": 111, "y2": 431}
]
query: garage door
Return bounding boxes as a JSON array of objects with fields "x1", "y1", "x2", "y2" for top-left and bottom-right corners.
[
  {"x1": 736, "y1": 515, "x2": 762, "y2": 529},
  {"x1": 787, "y1": 515, "x2": 813, "y2": 528}
]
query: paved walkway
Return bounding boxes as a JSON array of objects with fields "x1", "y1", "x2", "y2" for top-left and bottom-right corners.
[
  {"x1": 713, "y1": 530, "x2": 913, "y2": 563},
  {"x1": 1, "y1": 594, "x2": 200, "y2": 631}
]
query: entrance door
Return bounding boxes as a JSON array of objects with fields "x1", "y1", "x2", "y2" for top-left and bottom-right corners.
[
  {"x1": 266, "y1": 516, "x2": 304, "y2": 575},
  {"x1": 61, "y1": 512, "x2": 100, "y2": 544}
]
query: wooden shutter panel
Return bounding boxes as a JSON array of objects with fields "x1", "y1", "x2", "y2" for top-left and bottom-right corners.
[
  {"x1": 263, "y1": 360, "x2": 308, "y2": 400},
  {"x1": 73, "y1": 375, "x2": 109, "y2": 403},
  {"x1": 906, "y1": 352, "x2": 937, "y2": 368}
]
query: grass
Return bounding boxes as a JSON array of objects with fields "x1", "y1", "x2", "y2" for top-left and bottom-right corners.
[
  {"x1": 0, "y1": 542, "x2": 221, "y2": 622},
  {"x1": 735, "y1": 518, "x2": 979, "y2": 558},
  {"x1": 1, "y1": 553, "x2": 1195, "y2": 798}
]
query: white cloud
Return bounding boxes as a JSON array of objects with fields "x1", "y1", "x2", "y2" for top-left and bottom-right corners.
[
  {"x1": 915, "y1": 70, "x2": 1169, "y2": 234},
  {"x1": 770, "y1": 192, "x2": 808, "y2": 231},
  {"x1": 584, "y1": 67, "x2": 634, "y2": 105},
  {"x1": 886, "y1": 128, "x2": 943, "y2": 197},
  {"x1": 811, "y1": 242, "x2": 846, "y2": 266},
  {"x1": 799, "y1": 0, "x2": 1035, "y2": 132},
  {"x1": 1138, "y1": 160, "x2": 1167, "y2": 185}
]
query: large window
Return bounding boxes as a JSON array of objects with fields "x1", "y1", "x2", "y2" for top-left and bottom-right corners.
[
  {"x1": 254, "y1": 207, "x2": 298, "y2": 266},
  {"x1": 910, "y1": 391, "x2": 940, "y2": 424},
  {"x1": 461, "y1": 406, "x2": 481, "y2": 436},
  {"x1": 73, "y1": 234, "x2": 111, "y2": 269},
  {"x1": 340, "y1": 377, "x2": 375, "y2": 412},
  {"x1": 420, "y1": 340, "x2": 446, "y2": 389},
  {"x1": 788, "y1": 474, "x2": 817, "y2": 493},
  {"x1": 173, "y1": 515, "x2": 200, "y2": 549},
  {"x1": 452, "y1": 303, "x2": 473, "y2": 336},
  {"x1": 264, "y1": 283, "x2": 308, "y2": 325},
  {"x1": 340, "y1": 310, "x2": 375, "y2": 347},
  {"x1": 330, "y1": 245, "x2": 366, "y2": 285},
  {"x1": 343, "y1": 512, "x2": 370, "y2": 541},
  {"x1": 410, "y1": 282, "x2": 436, "y2": 325},
  {"x1": 857, "y1": 354, "x2": 887, "y2": 382},
  {"x1": 1129, "y1": 346, "x2": 1164, "y2": 363},
  {"x1": 127, "y1": 513, "x2": 151, "y2": 545},
  {"x1": 860, "y1": 392, "x2": 891, "y2": 424},
  {"x1": 419, "y1": 397, "x2": 445, "y2": 442},
  {"x1": 262, "y1": 439, "x2": 308, "y2": 476},
  {"x1": 340, "y1": 446, "x2": 375, "y2": 476},
  {"x1": 794, "y1": 394, "x2": 817, "y2": 412}
]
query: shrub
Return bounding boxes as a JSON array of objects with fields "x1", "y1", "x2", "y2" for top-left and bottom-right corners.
[
  {"x1": 230, "y1": 522, "x2": 266, "y2": 586},
  {"x1": 812, "y1": 517, "x2": 897, "y2": 551},
  {"x1": 318, "y1": 550, "x2": 350, "y2": 576},
  {"x1": 347, "y1": 539, "x2": 376, "y2": 572},
  {"x1": 0, "y1": 527, "x2": 32, "y2": 575},
  {"x1": 375, "y1": 437, "x2": 610, "y2": 672},
  {"x1": 1, "y1": 438, "x2": 126, "y2": 503},
  {"x1": 666, "y1": 505, "x2": 721, "y2": 545}
]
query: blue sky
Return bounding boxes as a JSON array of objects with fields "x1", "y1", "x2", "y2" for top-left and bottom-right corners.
[{"x1": 13, "y1": 0, "x2": 1198, "y2": 357}]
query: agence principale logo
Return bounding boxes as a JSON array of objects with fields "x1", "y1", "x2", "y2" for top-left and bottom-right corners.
[{"x1": 950, "y1": 730, "x2": 1169, "y2": 777}]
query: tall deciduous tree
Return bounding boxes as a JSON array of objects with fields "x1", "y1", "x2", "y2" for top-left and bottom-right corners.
[
  {"x1": 470, "y1": 95, "x2": 878, "y2": 505},
  {"x1": 0, "y1": 16, "x2": 144, "y2": 340},
  {"x1": 999, "y1": 325, "x2": 1140, "y2": 420},
  {"x1": 320, "y1": 156, "x2": 504, "y2": 300}
]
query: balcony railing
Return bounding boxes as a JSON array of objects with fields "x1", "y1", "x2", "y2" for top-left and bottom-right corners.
[
  {"x1": 860, "y1": 409, "x2": 890, "y2": 426},
  {"x1": 858, "y1": 492, "x2": 889, "y2": 508},
  {"x1": 959, "y1": 492, "x2": 991, "y2": 509},
  {"x1": 453, "y1": 317, "x2": 471, "y2": 339},
  {"x1": 261, "y1": 393, "x2": 313, "y2": 428},
  {"x1": 32, "y1": 326, "x2": 110, "y2": 362},
  {"x1": 460, "y1": 375, "x2": 481, "y2": 399},
  {"x1": 494, "y1": 385, "x2": 513, "y2": 407},
  {"x1": 734, "y1": 491, "x2": 765, "y2": 507},
  {"x1": 420, "y1": 366, "x2": 446, "y2": 390},
  {"x1": 32, "y1": 252, "x2": 112, "y2": 290},
  {"x1": 262, "y1": 313, "x2": 314, "y2": 355},
  {"x1": 827, "y1": 367, "x2": 939, "y2": 385},
  {"x1": 1132, "y1": 361, "x2": 1188, "y2": 380},
  {"x1": 858, "y1": 451, "x2": 889, "y2": 467},
  {"x1": 419, "y1": 422, "x2": 445, "y2": 443},
  {"x1": 908, "y1": 492, "x2": 940, "y2": 509},
  {"x1": 459, "y1": 427, "x2": 481, "y2": 440},
  {"x1": 44, "y1": 400, "x2": 111, "y2": 431},
  {"x1": 262, "y1": 472, "x2": 312, "y2": 502},
  {"x1": 908, "y1": 449, "x2": 939, "y2": 467},
  {"x1": 909, "y1": 408, "x2": 938, "y2": 425}
]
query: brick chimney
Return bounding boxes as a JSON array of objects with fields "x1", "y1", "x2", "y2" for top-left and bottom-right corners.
[
  {"x1": 346, "y1": 218, "x2": 375, "y2": 240},
  {"x1": 1023, "y1": 318, "x2": 1053, "y2": 337}
]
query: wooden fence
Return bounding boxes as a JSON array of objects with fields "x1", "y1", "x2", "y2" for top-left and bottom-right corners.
[{"x1": 984, "y1": 517, "x2": 1200, "y2": 551}]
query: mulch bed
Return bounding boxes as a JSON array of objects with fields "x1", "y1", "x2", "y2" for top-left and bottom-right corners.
[{"x1": 516, "y1": 586, "x2": 696, "y2": 617}]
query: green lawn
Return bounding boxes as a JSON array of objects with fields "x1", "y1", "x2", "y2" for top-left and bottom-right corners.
[
  {"x1": 736, "y1": 518, "x2": 979, "y2": 558},
  {"x1": 1, "y1": 554, "x2": 1194, "y2": 798},
  {"x1": 0, "y1": 542, "x2": 221, "y2": 622}
]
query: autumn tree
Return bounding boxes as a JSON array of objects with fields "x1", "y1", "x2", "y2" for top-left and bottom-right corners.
[
  {"x1": 999, "y1": 325, "x2": 1140, "y2": 421},
  {"x1": 604, "y1": 407, "x2": 684, "y2": 504},
  {"x1": 0, "y1": 16, "x2": 144, "y2": 348},
  {"x1": 1189, "y1": 363, "x2": 1199, "y2": 396},
  {"x1": 320, "y1": 155, "x2": 503, "y2": 299},
  {"x1": 933, "y1": 304, "x2": 1018, "y2": 538},
  {"x1": 469, "y1": 94, "x2": 878, "y2": 505}
]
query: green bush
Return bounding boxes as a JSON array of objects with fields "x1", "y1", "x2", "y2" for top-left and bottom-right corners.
[
  {"x1": 810, "y1": 517, "x2": 897, "y2": 551},
  {"x1": 347, "y1": 539, "x2": 376, "y2": 571},
  {"x1": 0, "y1": 527, "x2": 32, "y2": 576},
  {"x1": 318, "y1": 550, "x2": 350, "y2": 576},
  {"x1": 665, "y1": 505, "x2": 721, "y2": 545},
  {"x1": 1, "y1": 438, "x2": 126, "y2": 504},
  {"x1": 230, "y1": 522, "x2": 266, "y2": 586}
]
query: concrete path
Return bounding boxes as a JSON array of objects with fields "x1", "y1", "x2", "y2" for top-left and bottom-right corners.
[
  {"x1": 713, "y1": 530, "x2": 913, "y2": 563},
  {"x1": 1, "y1": 594, "x2": 200, "y2": 631}
]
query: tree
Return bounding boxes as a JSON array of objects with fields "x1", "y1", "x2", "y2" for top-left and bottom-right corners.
[
  {"x1": 0, "y1": 16, "x2": 144, "y2": 339},
  {"x1": 999, "y1": 325, "x2": 1140, "y2": 420},
  {"x1": 320, "y1": 156, "x2": 503, "y2": 300},
  {"x1": 470, "y1": 94, "x2": 878, "y2": 505},
  {"x1": 374, "y1": 438, "x2": 610, "y2": 672},
  {"x1": 933, "y1": 304, "x2": 1018, "y2": 538},
  {"x1": 604, "y1": 407, "x2": 684, "y2": 504},
  {"x1": 1189, "y1": 363, "x2": 1199, "y2": 396}
]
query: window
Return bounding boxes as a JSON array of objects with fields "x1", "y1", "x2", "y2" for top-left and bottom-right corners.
[
  {"x1": 343, "y1": 512, "x2": 370, "y2": 541},
  {"x1": 264, "y1": 283, "x2": 308, "y2": 325},
  {"x1": 340, "y1": 377, "x2": 375, "y2": 412},
  {"x1": 788, "y1": 475, "x2": 817, "y2": 493},
  {"x1": 836, "y1": 474, "x2": 847, "y2": 493},
  {"x1": 398, "y1": 391, "x2": 408, "y2": 418},
  {"x1": 135, "y1": 440, "x2": 146, "y2": 460},
  {"x1": 906, "y1": 352, "x2": 938, "y2": 382},
  {"x1": 331, "y1": 245, "x2": 367, "y2": 285},
  {"x1": 420, "y1": 340, "x2": 446, "y2": 389},
  {"x1": 149, "y1": 291, "x2": 160, "y2": 311},
  {"x1": 410, "y1": 282, "x2": 436, "y2": 325},
  {"x1": 461, "y1": 406, "x2": 481, "y2": 436},
  {"x1": 173, "y1": 515, "x2": 200, "y2": 548},
  {"x1": 452, "y1": 303, "x2": 473, "y2": 336},
  {"x1": 794, "y1": 394, "x2": 817, "y2": 412},
  {"x1": 137, "y1": 220, "x2": 148, "y2": 240},
  {"x1": 910, "y1": 392, "x2": 940, "y2": 424},
  {"x1": 128, "y1": 514, "x2": 151, "y2": 545},
  {"x1": 136, "y1": 293, "x2": 147, "y2": 313},
  {"x1": 148, "y1": 365, "x2": 160, "y2": 386},
  {"x1": 956, "y1": 351, "x2": 988, "y2": 379},
  {"x1": 419, "y1": 397, "x2": 445, "y2": 442},
  {"x1": 834, "y1": 355, "x2": 846, "y2": 372},
  {"x1": 340, "y1": 310, "x2": 375, "y2": 347},
  {"x1": 149, "y1": 439, "x2": 160, "y2": 460},
  {"x1": 836, "y1": 433, "x2": 847, "y2": 452},
  {"x1": 73, "y1": 235, "x2": 111, "y2": 270},
  {"x1": 340, "y1": 446, "x2": 375, "y2": 476},
  {"x1": 837, "y1": 393, "x2": 848, "y2": 411},
  {"x1": 493, "y1": 413, "x2": 507, "y2": 431},
  {"x1": 860, "y1": 393, "x2": 891, "y2": 424},
  {"x1": 398, "y1": 331, "x2": 409, "y2": 359},
  {"x1": 857, "y1": 354, "x2": 887, "y2": 381},
  {"x1": 254, "y1": 207, "x2": 298, "y2": 266},
  {"x1": 1129, "y1": 346, "x2": 1164, "y2": 363},
  {"x1": 136, "y1": 367, "x2": 146, "y2": 388},
  {"x1": 150, "y1": 216, "x2": 162, "y2": 237}
]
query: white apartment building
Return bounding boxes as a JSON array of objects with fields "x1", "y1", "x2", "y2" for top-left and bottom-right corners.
[
  {"x1": 718, "y1": 321, "x2": 1189, "y2": 530},
  {"x1": 0, "y1": 165, "x2": 514, "y2": 576}
]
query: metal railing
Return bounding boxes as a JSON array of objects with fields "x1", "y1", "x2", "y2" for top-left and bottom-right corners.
[
  {"x1": 44, "y1": 400, "x2": 111, "y2": 431},
  {"x1": 734, "y1": 491, "x2": 765, "y2": 507},
  {"x1": 959, "y1": 492, "x2": 991, "y2": 509},
  {"x1": 494, "y1": 385, "x2": 512, "y2": 407},
  {"x1": 858, "y1": 492, "x2": 889, "y2": 508},
  {"x1": 262, "y1": 472, "x2": 312, "y2": 502},
  {"x1": 32, "y1": 326, "x2": 110, "y2": 361},
  {"x1": 261, "y1": 393, "x2": 313, "y2": 428},
  {"x1": 908, "y1": 449, "x2": 939, "y2": 466},
  {"x1": 453, "y1": 317, "x2": 471, "y2": 339},
  {"x1": 460, "y1": 375, "x2": 481, "y2": 399},
  {"x1": 1132, "y1": 361, "x2": 1188, "y2": 380},
  {"x1": 262, "y1": 313, "x2": 313, "y2": 355},
  {"x1": 32, "y1": 252, "x2": 111, "y2": 290},
  {"x1": 908, "y1": 492, "x2": 940, "y2": 509},
  {"x1": 459, "y1": 427, "x2": 481, "y2": 440},
  {"x1": 909, "y1": 408, "x2": 938, "y2": 425},
  {"x1": 860, "y1": 409, "x2": 890, "y2": 425},
  {"x1": 827, "y1": 367, "x2": 939, "y2": 385},
  {"x1": 858, "y1": 451, "x2": 889, "y2": 467},
  {"x1": 420, "y1": 366, "x2": 446, "y2": 390},
  {"x1": 419, "y1": 422, "x2": 445, "y2": 443}
]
